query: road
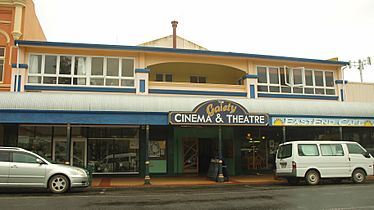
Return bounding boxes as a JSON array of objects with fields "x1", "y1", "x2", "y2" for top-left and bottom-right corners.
[{"x1": 0, "y1": 181, "x2": 374, "y2": 210}]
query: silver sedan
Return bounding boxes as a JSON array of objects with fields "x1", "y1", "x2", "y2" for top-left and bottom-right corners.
[{"x1": 0, "y1": 147, "x2": 90, "y2": 193}]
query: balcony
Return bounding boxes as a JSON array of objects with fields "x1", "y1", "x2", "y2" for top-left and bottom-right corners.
[{"x1": 148, "y1": 81, "x2": 247, "y2": 97}]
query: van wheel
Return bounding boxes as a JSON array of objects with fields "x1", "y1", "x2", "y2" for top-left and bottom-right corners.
[
  {"x1": 287, "y1": 178, "x2": 299, "y2": 185},
  {"x1": 49, "y1": 174, "x2": 69, "y2": 193},
  {"x1": 352, "y1": 169, "x2": 366, "y2": 184},
  {"x1": 305, "y1": 170, "x2": 320, "y2": 185}
]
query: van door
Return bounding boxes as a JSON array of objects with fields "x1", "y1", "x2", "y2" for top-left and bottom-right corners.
[
  {"x1": 276, "y1": 143, "x2": 294, "y2": 175},
  {"x1": 346, "y1": 143, "x2": 372, "y2": 175},
  {"x1": 319, "y1": 144, "x2": 350, "y2": 177},
  {"x1": 0, "y1": 151, "x2": 10, "y2": 185}
]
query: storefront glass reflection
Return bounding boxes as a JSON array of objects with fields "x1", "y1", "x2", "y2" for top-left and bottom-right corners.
[
  {"x1": 87, "y1": 127, "x2": 139, "y2": 173},
  {"x1": 18, "y1": 126, "x2": 52, "y2": 158}
]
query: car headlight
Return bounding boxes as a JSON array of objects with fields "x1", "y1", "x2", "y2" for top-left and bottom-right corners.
[{"x1": 74, "y1": 169, "x2": 87, "y2": 176}]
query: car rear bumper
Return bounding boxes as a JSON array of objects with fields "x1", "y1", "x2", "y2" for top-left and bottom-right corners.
[{"x1": 276, "y1": 171, "x2": 297, "y2": 178}]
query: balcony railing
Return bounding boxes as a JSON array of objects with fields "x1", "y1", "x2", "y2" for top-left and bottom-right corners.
[{"x1": 148, "y1": 81, "x2": 247, "y2": 97}]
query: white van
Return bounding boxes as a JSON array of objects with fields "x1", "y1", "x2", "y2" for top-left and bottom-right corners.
[{"x1": 275, "y1": 141, "x2": 374, "y2": 185}]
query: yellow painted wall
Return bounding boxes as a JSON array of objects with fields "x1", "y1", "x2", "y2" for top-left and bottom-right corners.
[
  {"x1": 345, "y1": 82, "x2": 374, "y2": 102},
  {"x1": 22, "y1": 0, "x2": 46, "y2": 41},
  {"x1": 139, "y1": 35, "x2": 207, "y2": 50},
  {"x1": 148, "y1": 62, "x2": 245, "y2": 85}
]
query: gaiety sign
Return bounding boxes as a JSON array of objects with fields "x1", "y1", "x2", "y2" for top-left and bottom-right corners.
[{"x1": 169, "y1": 99, "x2": 268, "y2": 126}]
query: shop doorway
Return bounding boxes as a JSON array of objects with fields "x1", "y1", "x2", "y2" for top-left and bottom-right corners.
[
  {"x1": 183, "y1": 138, "x2": 217, "y2": 174},
  {"x1": 198, "y1": 138, "x2": 216, "y2": 175},
  {"x1": 52, "y1": 137, "x2": 87, "y2": 168},
  {"x1": 183, "y1": 138, "x2": 198, "y2": 173}
]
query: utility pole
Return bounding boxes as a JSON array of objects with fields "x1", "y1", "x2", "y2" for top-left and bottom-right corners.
[{"x1": 349, "y1": 57, "x2": 372, "y2": 83}]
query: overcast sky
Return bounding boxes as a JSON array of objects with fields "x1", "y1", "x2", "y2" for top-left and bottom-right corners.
[{"x1": 33, "y1": 0, "x2": 374, "y2": 82}]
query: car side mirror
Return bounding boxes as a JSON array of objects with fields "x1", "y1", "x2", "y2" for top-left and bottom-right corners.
[
  {"x1": 36, "y1": 158, "x2": 45, "y2": 164},
  {"x1": 363, "y1": 151, "x2": 371, "y2": 158}
]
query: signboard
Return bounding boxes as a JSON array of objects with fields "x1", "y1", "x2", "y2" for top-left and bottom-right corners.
[
  {"x1": 169, "y1": 99, "x2": 268, "y2": 126},
  {"x1": 271, "y1": 117, "x2": 374, "y2": 127}
]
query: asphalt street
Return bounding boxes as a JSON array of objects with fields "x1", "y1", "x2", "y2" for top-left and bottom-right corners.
[{"x1": 0, "y1": 181, "x2": 373, "y2": 210}]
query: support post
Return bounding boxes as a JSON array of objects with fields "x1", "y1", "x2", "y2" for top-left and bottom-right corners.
[
  {"x1": 144, "y1": 125, "x2": 151, "y2": 185},
  {"x1": 217, "y1": 126, "x2": 224, "y2": 182},
  {"x1": 66, "y1": 124, "x2": 71, "y2": 165},
  {"x1": 339, "y1": 127, "x2": 343, "y2": 140},
  {"x1": 282, "y1": 126, "x2": 286, "y2": 143}
]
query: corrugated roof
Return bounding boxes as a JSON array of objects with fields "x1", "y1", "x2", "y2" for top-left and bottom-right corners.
[{"x1": 0, "y1": 92, "x2": 373, "y2": 118}]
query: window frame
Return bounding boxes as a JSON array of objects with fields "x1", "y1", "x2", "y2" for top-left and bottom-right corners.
[
  {"x1": 155, "y1": 73, "x2": 173, "y2": 82},
  {"x1": 27, "y1": 53, "x2": 135, "y2": 87},
  {"x1": 0, "y1": 46, "x2": 6, "y2": 83},
  {"x1": 319, "y1": 144, "x2": 344, "y2": 156},
  {"x1": 256, "y1": 65, "x2": 336, "y2": 96},
  {"x1": 298, "y1": 144, "x2": 320, "y2": 156},
  {"x1": 190, "y1": 75, "x2": 207, "y2": 83},
  {"x1": 11, "y1": 151, "x2": 40, "y2": 164}
]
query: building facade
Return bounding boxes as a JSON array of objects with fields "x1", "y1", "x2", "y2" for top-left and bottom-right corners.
[
  {"x1": 0, "y1": 5, "x2": 373, "y2": 178},
  {"x1": 0, "y1": 0, "x2": 46, "y2": 91}
]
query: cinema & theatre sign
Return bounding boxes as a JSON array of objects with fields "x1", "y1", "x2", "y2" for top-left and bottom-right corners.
[{"x1": 169, "y1": 99, "x2": 269, "y2": 126}]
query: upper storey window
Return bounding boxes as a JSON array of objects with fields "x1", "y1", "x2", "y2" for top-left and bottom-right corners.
[
  {"x1": 257, "y1": 66, "x2": 335, "y2": 95},
  {"x1": 28, "y1": 54, "x2": 135, "y2": 87},
  {"x1": 0, "y1": 47, "x2": 5, "y2": 83}
]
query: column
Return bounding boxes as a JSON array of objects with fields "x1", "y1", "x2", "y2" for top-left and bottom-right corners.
[
  {"x1": 135, "y1": 68, "x2": 150, "y2": 95},
  {"x1": 66, "y1": 124, "x2": 71, "y2": 165},
  {"x1": 144, "y1": 125, "x2": 151, "y2": 185},
  {"x1": 12, "y1": 1, "x2": 25, "y2": 40},
  {"x1": 217, "y1": 126, "x2": 224, "y2": 182},
  {"x1": 243, "y1": 74, "x2": 258, "y2": 99},
  {"x1": 335, "y1": 80, "x2": 348, "y2": 102}
]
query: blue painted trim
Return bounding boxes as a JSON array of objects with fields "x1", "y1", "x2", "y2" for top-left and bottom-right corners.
[
  {"x1": 0, "y1": 109, "x2": 168, "y2": 125},
  {"x1": 149, "y1": 89, "x2": 247, "y2": 97},
  {"x1": 140, "y1": 80, "x2": 146, "y2": 93},
  {"x1": 15, "y1": 40, "x2": 349, "y2": 66},
  {"x1": 13, "y1": 75, "x2": 17, "y2": 92},
  {"x1": 17, "y1": 75, "x2": 21, "y2": 92},
  {"x1": 135, "y1": 68, "x2": 150, "y2": 73},
  {"x1": 340, "y1": 89, "x2": 344, "y2": 101},
  {"x1": 24, "y1": 85, "x2": 136, "y2": 93},
  {"x1": 270, "y1": 114, "x2": 374, "y2": 120},
  {"x1": 250, "y1": 85, "x2": 255, "y2": 99},
  {"x1": 335, "y1": 80, "x2": 349, "y2": 84},
  {"x1": 243, "y1": 74, "x2": 258, "y2": 79},
  {"x1": 258, "y1": 93, "x2": 339, "y2": 100},
  {"x1": 11, "y1": 64, "x2": 28, "y2": 69}
]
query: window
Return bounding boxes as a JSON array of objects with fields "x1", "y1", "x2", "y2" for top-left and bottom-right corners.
[
  {"x1": 320, "y1": 144, "x2": 344, "y2": 156},
  {"x1": 155, "y1": 73, "x2": 173, "y2": 82},
  {"x1": 298, "y1": 144, "x2": 319, "y2": 156},
  {"x1": 0, "y1": 151, "x2": 10, "y2": 162},
  {"x1": 257, "y1": 66, "x2": 335, "y2": 96},
  {"x1": 347, "y1": 144, "x2": 366, "y2": 155},
  {"x1": 28, "y1": 54, "x2": 135, "y2": 87},
  {"x1": 0, "y1": 47, "x2": 5, "y2": 82},
  {"x1": 12, "y1": 152, "x2": 39, "y2": 164},
  {"x1": 277, "y1": 144, "x2": 292, "y2": 159},
  {"x1": 190, "y1": 76, "x2": 206, "y2": 83}
]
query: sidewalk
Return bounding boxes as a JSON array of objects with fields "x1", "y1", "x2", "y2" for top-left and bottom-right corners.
[
  {"x1": 92, "y1": 174, "x2": 285, "y2": 188},
  {"x1": 92, "y1": 175, "x2": 374, "y2": 188}
]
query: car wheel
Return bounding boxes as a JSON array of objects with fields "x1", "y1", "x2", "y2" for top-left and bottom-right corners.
[
  {"x1": 49, "y1": 174, "x2": 69, "y2": 193},
  {"x1": 287, "y1": 177, "x2": 299, "y2": 185},
  {"x1": 352, "y1": 169, "x2": 366, "y2": 184},
  {"x1": 305, "y1": 170, "x2": 320, "y2": 185}
]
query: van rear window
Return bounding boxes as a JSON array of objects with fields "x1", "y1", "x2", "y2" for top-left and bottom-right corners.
[{"x1": 277, "y1": 144, "x2": 292, "y2": 159}]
